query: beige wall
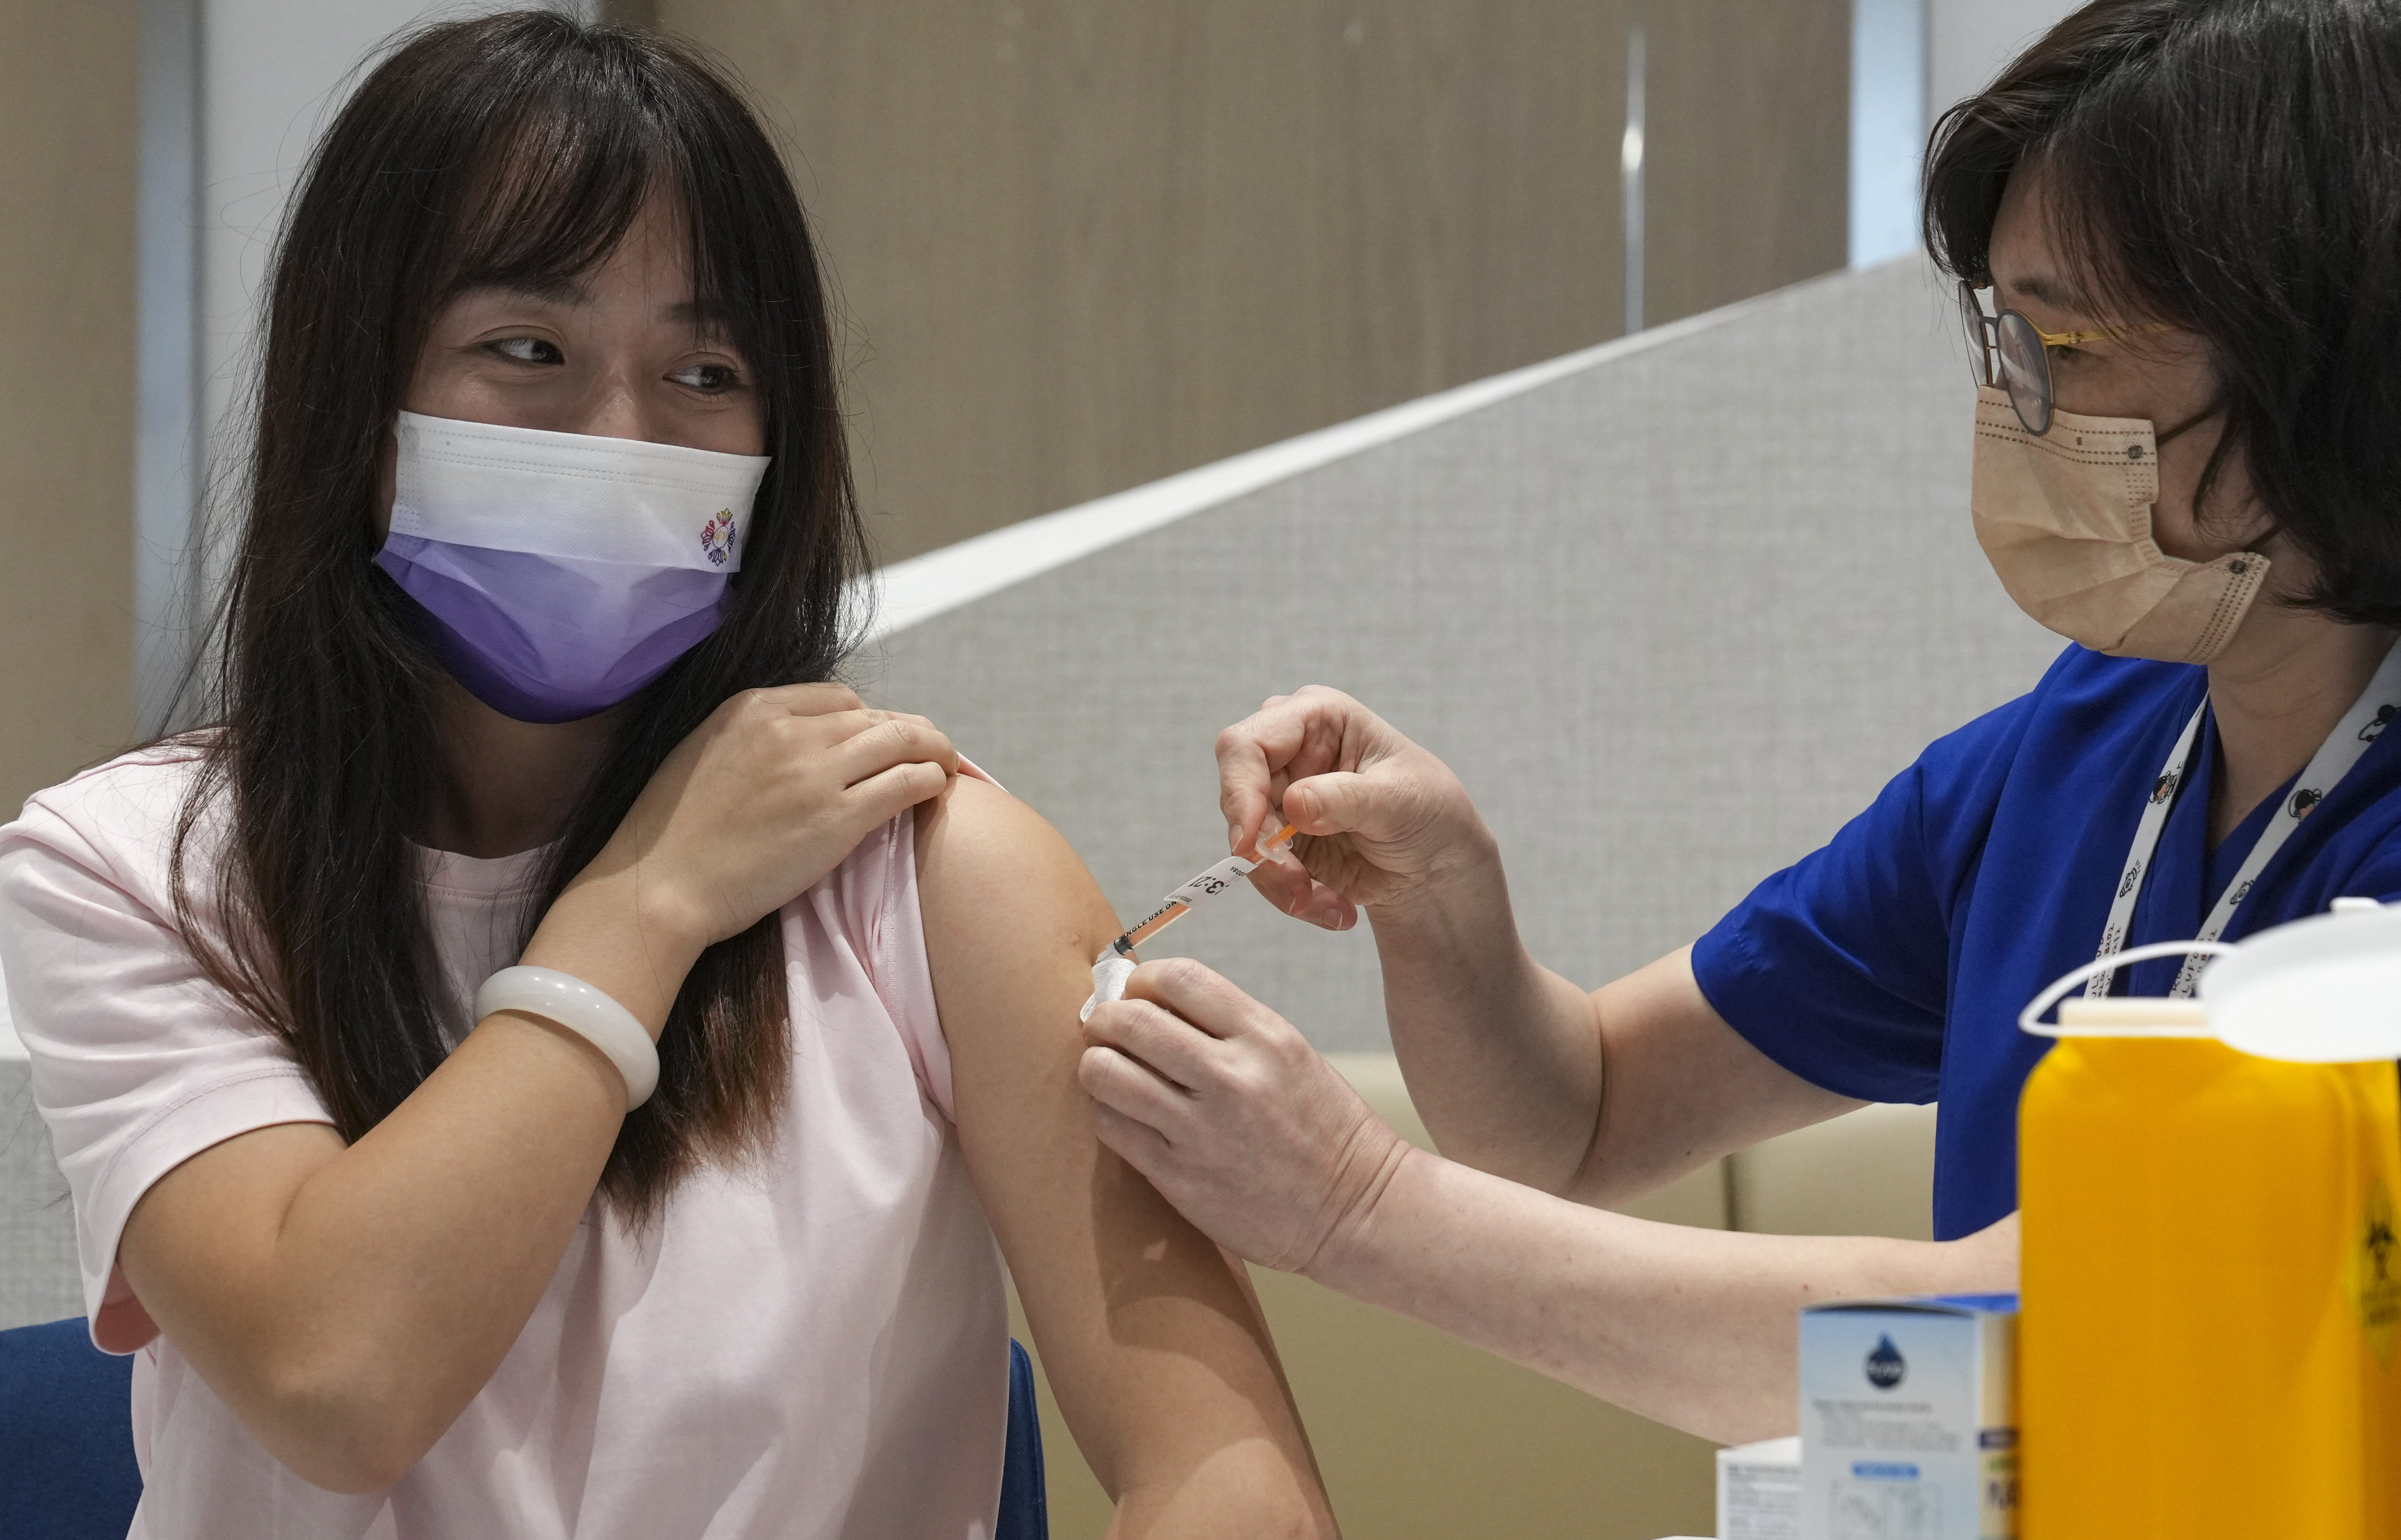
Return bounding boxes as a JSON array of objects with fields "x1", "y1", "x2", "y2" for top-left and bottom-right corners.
[
  {"x1": 0, "y1": 1, "x2": 140, "y2": 814},
  {"x1": 0, "y1": 2, "x2": 1849, "y2": 807},
  {"x1": 1646, "y1": 0, "x2": 1851, "y2": 328},
  {"x1": 645, "y1": 0, "x2": 1847, "y2": 565}
]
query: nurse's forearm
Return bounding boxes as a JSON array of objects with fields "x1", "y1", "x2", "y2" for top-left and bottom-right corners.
[
  {"x1": 1307, "y1": 1144, "x2": 2018, "y2": 1446},
  {"x1": 1366, "y1": 844, "x2": 1608, "y2": 1193}
]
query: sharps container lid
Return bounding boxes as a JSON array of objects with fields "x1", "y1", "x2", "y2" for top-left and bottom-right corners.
[{"x1": 2199, "y1": 899, "x2": 2401, "y2": 1063}]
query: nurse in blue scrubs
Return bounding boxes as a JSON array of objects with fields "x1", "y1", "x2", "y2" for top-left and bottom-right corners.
[{"x1": 1075, "y1": 0, "x2": 2401, "y2": 1443}]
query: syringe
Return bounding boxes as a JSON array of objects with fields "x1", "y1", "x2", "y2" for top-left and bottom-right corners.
[{"x1": 1102, "y1": 823, "x2": 1299, "y2": 960}]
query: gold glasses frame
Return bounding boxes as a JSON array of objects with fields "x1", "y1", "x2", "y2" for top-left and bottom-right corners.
[{"x1": 1958, "y1": 280, "x2": 2172, "y2": 437}]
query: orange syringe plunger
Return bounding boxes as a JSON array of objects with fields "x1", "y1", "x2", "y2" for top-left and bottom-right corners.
[{"x1": 1106, "y1": 823, "x2": 1298, "y2": 959}]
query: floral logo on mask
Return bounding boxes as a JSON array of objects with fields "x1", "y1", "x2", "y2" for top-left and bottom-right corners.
[{"x1": 700, "y1": 512, "x2": 736, "y2": 567}]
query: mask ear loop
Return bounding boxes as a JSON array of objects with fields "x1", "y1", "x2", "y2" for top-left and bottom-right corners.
[
  {"x1": 2152, "y1": 402, "x2": 2223, "y2": 447},
  {"x1": 2018, "y1": 939, "x2": 2238, "y2": 1038}
]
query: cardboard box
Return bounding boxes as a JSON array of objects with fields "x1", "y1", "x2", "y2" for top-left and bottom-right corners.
[
  {"x1": 1717, "y1": 1434, "x2": 1801, "y2": 1539},
  {"x1": 1798, "y1": 1294, "x2": 2016, "y2": 1540}
]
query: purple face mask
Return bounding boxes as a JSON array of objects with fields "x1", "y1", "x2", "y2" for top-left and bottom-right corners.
[{"x1": 375, "y1": 412, "x2": 770, "y2": 723}]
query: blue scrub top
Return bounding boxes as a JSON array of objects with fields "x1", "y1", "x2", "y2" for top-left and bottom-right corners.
[{"x1": 1690, "y1": 643, "x2": 2401, "y2": 1242}]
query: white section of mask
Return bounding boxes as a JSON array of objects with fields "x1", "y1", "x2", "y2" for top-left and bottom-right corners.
[
  {"x1": 1081, "y1": 954, "x2": 1137, "y2": 1022},
  {"x1": 391, "y1": 410, "x2": 769, "y2": 572}
]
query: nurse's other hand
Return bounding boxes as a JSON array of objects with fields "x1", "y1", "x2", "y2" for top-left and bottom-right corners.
[
  {"x1": 587, "y1": 683, "x2": 957, "y2": 950},
  {"x1": 1079, "y1": 958, "x2": 1412, "y2": 1277},
  {"x1": 1215, "y1": 686, "x2": 1490, "y2": 930}
]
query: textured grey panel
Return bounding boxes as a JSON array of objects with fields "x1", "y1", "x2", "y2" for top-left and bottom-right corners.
[
  {"x1": 860, "y1": 256, "x2": 2063, "y2": 1051},
  {"x1": 1, "y1": 1059, "x2": 81, "y2": 1330}
]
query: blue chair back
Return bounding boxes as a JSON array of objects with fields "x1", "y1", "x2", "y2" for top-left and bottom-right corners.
[
  {"x1": 999, "y1": 1337, "x2": 1050, "y2": 1540},
  {"x1": 0, "y1": 1318, "x2": 1048, "y2": 1540},
  {"x1": 0, "y1": 1318, "x2": 140, "y2": 1540}
]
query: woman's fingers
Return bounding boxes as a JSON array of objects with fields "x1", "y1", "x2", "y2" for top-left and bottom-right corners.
[
  {"x1": 831, "y1": 715, "x2": 959, "y2": 787},
  {"x1": 780, "y1": 705, "x2": 938, "y2": 749},
  {"x1": 617, "y1": 690, "x2": 966, "y2": 950},
  {"x1": 734, "y1": 686, "x2": 944, "y2": 749},
  {"x1": 749, "y1": 681, "x2": 863, "y2": 716},
  {"x1": 844, "y1": 758, "x2": 953, "y2": 825}
]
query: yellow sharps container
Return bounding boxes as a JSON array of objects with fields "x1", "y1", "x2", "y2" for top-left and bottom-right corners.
[{"x1": 2017, "y1": 926, "x2": 2401, "y2": 1539}]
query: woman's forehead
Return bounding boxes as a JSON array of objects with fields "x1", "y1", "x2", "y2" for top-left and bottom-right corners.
[
  {"x1": 1988, "y1": 173, "x2": 2079, "y2": 309},
  {"x1": 440, "y1": 194, "x2": 733, "y2": 328}
]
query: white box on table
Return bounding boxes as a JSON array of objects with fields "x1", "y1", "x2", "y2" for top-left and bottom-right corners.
[
  {"x1": 1797, "y1": 1293, "x2": 2015, "y2": 1540},
  {"x1": 1717, "y1": 1434, "x2": 1800, "y2": 1539}
]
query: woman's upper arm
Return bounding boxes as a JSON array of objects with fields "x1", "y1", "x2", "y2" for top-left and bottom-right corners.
[
  {"x1": 915, "y1": 779, "x2": 1327, "y2": 1519},
  {"x1": 119, "y1": 1123, "x2": 347, "y2": 1363}
]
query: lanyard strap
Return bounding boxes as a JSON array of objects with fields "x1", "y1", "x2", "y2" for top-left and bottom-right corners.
[{"x1": 2093, "y1": 641, "x2": 2401, "y2": 999}]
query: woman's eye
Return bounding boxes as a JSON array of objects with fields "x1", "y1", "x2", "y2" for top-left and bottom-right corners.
[
  {"x1": 489, "y1": 337, "x2": 562, "y2": 366},
  {"x1": 669, "y1": 362, "x2": 743, "y2": 395}
]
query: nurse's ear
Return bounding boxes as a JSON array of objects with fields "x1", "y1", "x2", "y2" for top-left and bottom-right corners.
[{"x1": 374, "y1": 425, "x2": 396, "y2": 542}]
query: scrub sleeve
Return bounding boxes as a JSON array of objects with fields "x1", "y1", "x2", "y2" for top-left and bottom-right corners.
[{"x1": 1692, "y1": 645, "x2": 2401, "y2": 1240}]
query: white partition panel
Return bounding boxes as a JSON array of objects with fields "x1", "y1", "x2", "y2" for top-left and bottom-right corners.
[{"x1": 857, "y1": 256, "x2": 2064, "y2": 1051}]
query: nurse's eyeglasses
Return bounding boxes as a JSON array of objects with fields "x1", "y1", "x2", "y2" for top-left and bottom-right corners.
[{"x1": 1957, "y1": 281, "x2": 2172, "y2": 437}]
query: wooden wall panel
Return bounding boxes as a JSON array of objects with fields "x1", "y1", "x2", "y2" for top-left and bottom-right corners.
[
  {"x1": 654, "y1": 0, "x2": 1633, "y2": 563},
  {"x1": 1643, "y1": 0, "x2": 1851, "y2": 328},
  {"x1": 0, "y1": 1, "x2": 139, "y2": 811}
]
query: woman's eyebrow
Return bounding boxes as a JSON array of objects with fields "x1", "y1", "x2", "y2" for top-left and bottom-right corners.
[
  {"x1": 660, "y1": 299, "x2": 740, "y2": 343},
  {"x1": 1998, "y1": 270, "x2": 2087, "y2": 313},
  {"x1": 459, "y1": 278, "x2": 591, "y2": 309}
]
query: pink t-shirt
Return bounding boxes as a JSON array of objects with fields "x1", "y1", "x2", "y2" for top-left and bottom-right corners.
[{"x1": 0, "y1": 746, "x2": 1010, "y2": 1538}]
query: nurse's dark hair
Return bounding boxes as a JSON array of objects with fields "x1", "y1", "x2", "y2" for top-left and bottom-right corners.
[
  {"x1": 168, "y1": 11, "x2": 861, "y2": 1220},
  {"x1": 1924, "y1": 0, "x2": 2401, "y2": 626}
]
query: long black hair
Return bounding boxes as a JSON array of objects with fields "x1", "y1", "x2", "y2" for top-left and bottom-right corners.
[
  {"x1": 1924, "y1": 0, "x2": 2401, "y2": 625},
  {"x1": 172, "y1": 11, "x2": 864, "y2": 1218}
]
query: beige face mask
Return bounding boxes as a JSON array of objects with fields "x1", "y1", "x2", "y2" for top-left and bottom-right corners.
[{"x1": 1971, "y1": 385, "x2": 2268, "y2": 664}]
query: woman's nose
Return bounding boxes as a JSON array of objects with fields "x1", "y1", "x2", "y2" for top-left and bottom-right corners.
[{"x1": 573, "y1": 373, "x2": 656, "y2": 444}]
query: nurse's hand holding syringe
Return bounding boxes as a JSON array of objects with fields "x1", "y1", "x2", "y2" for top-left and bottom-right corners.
[
  {"x1": 1208, "y1": 688, "x2": 1574, "y2": 1188},
  {"x1": 1078, "y1": 685, "x2": 2016, "y2": 1446},
  {"x1": 1211, "y1": 688, "x2": 1496, "y2": 933}
]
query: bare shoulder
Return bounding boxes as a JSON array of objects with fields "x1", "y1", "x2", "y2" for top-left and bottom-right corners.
[
  {"x1": 914, "y1": 773, "x2": 1065, "y2": 880},
  {"x1": 913, "y1": 776, "x2": 1118, "y2": 987}
]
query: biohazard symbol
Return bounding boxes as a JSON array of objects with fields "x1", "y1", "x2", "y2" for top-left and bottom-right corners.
[{"x1": 2348, "y1": 1180, "x2": 2401, "y2": 1365}]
